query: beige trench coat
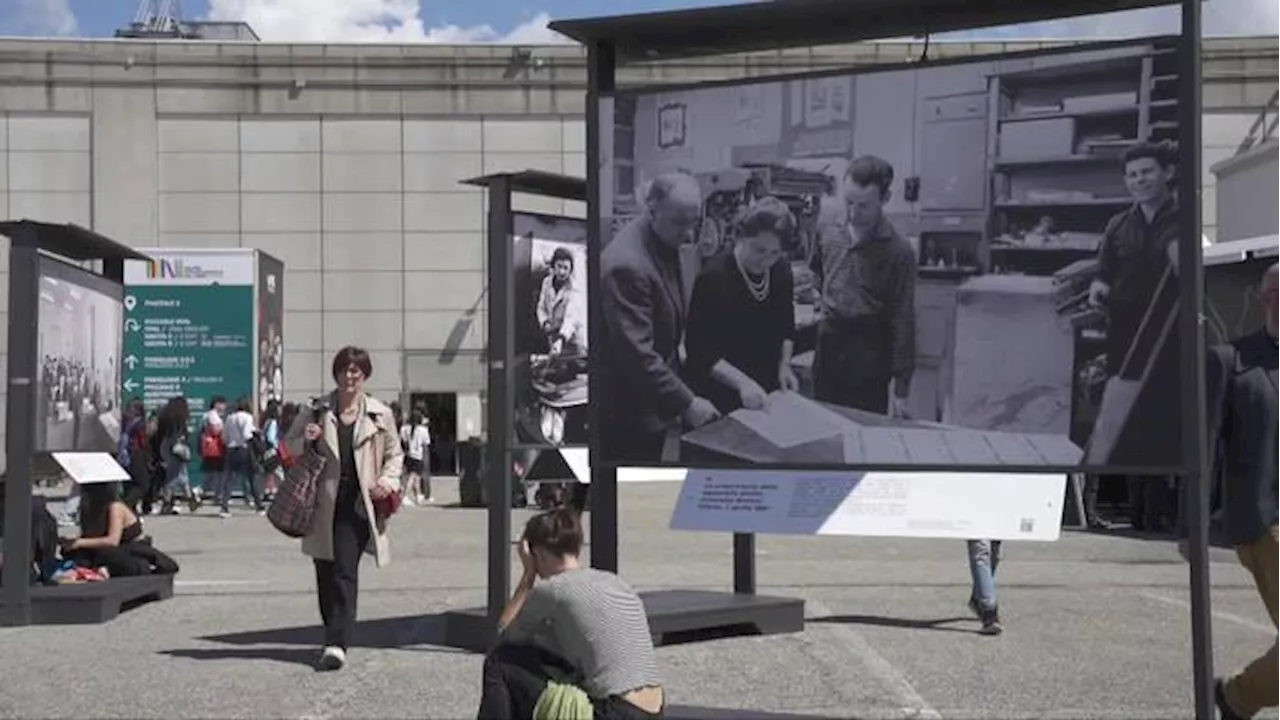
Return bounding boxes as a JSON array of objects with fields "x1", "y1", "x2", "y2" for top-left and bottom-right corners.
[{"x1": 284, "y1": 392, "x2": 404, "y2": 568}]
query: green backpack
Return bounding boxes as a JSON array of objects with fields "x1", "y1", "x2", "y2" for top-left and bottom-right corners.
[{"x1": 533, "y1": 680, "x2": 593, "y2": 720}]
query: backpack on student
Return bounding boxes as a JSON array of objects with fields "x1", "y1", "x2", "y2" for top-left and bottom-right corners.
[
  {"x1": 533, "y1": 681, "x2": 593, "y2": 720},
  {"x1": 199, "y1": 421, "x2": 224, "y2": 460}
]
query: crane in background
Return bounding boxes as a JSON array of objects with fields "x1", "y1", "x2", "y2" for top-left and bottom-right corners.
[{"x1": 115, "y1": 0, "x2": 197, "y2": 39}]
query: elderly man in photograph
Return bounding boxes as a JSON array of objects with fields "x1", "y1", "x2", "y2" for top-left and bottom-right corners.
[
  {"x1": 1087, "y1": 140, "x2": 1182, "y2": 513},
  {"x1": 1205, "y1": 262, "x2": 1278, "y2": 720},
  {"x1": 809, "y1": 154, "x2": 916, "y2": 417},
  {"x1": 598, "y1": 171, "x2": 721, "y2": 465}
]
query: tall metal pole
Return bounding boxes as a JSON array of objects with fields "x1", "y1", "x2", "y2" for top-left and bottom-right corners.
[
  {"x1": 1178, "y1": 1, "x2": 1214, "y2": 718},
  {"x1": 485, "y1": 177, "x2": 516, "y2": 621},
  {"x1": 1, "y1": 238, "x2": 41, "y2": 627},
  {"x1": 586, "y1": 39, "x2": 620, "y2": 573}
]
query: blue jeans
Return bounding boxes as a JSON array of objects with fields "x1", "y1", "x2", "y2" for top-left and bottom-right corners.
[
  {"x1": 966, "y1": 539, "x2": 1003, "y2": 611},
  {"x1": 220, "y1": 447, "x2": 261, "y2": 511}
]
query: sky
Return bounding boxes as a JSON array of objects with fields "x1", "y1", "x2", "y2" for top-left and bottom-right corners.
[{"x1": 1, "y1": 0, "x2": 1277, "y2": 43}]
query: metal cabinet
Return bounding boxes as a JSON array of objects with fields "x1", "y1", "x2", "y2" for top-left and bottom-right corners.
[{"x1": 919, "y1": 92, "x2": 990, "y2": 212}]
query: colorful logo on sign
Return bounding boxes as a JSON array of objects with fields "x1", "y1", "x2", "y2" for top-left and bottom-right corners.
[{"x1": 146, "y1": 258, "x2": 226, "y2": 281}]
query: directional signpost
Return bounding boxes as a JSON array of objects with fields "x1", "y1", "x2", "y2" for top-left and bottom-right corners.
[{"x1": 123, "y1": 250, "x2": 258, "y2": 489}]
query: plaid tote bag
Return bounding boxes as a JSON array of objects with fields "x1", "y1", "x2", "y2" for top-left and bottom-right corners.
[{"x1": 266, "y1": 441, "x2": 326, "y2": 538}]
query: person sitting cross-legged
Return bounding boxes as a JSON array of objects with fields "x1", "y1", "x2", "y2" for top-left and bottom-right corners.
[{"x1": 478, "y1": 509, "x2": 665, "y2": 719}]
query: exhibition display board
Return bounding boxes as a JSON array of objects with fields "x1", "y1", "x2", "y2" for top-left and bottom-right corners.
[
  {"x1": 438, "y1": 171, "x2": 803, "y2": 652},
  {"x1": 1, "y1": 221, "x2": 153, "y2": 627},
  {"x1": 588, "y1": 35, "x2": 1190, "y2": 476},
  {"x1": 122, "y1": 249, "x2": 285, "y2": 488},
  {"x1": 549, "y1": 0, "x2": 1214, "y2": 717}
]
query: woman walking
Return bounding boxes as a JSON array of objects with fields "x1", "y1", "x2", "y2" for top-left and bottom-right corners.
[
  {"x1": 399, "y1": 408, "x2": 432, "y2": 505},
  {"x1": 260, "y1": 399, "x2": 283, "y2": 500},
  {"x1": 284, "y1": 345, "x2": 404, "y2": 671},
  {"x1": 155, "y1": 397, "x2": 197, "y2": 514}
]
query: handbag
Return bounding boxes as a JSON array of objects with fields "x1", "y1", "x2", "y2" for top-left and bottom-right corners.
[
  {"x1": 278, "y1": 440, "x2": 295, "y2": 469},
  {"x1": 369, "y1": 426, "x2": 402, "y2": 520},
  {"x1": 199, "y1": 425, "x2": 223, "y2": 460},
  {"x1": 266, "y1": 440, "x2": 326, "y2": 538}
]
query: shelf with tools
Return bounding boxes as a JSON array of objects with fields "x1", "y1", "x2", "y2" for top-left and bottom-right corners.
[{"x1": 986, "y1": 41, "x2": 1180, "y2": 278}]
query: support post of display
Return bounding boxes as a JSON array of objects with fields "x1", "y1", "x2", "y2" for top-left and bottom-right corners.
[
  {"x1": 1177, "y1": 1, "x2": 1214, "y2": 717},
  {"x1": 1, "y1": 233, "x2": 40, "y2": 627},
  {"x1": 439, "y1": 169, "x2": 591, "y2": 652},
  {"x1": 585, "y1": 38, "x2": 620, "y2": 574},
  {"x1": 485, "y1": 175, "x2": 516, "y2": 623}
]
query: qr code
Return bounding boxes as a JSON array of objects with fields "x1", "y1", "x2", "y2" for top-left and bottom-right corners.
[{"x1": 1019, "y1": 518, "x2": 1035, "y2": 533}]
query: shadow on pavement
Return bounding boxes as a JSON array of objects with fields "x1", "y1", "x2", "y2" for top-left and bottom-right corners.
[
  {"x1": 194, "y1": 613, "x2": 467, "y2": 653},
  {"x1": 159, "y1": 646, "x2": 319, "y2": 669},
  {"x1": 667, "y1": 705, "x2": 854, "y2": 719},
  {"x1": 808, "y1": 613, "x2": 981, "y2": 635}
]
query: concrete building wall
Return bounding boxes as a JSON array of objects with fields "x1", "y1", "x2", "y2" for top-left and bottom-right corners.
[{"x1": 0, "y1": 35, "x2": 1276, "y2": 471}]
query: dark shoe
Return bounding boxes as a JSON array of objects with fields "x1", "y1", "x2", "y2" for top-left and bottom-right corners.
[
  {"x1": 979, "y1": 608, "x2": 1004, "y2": 635},
  {"x1": 1214, "y1": 679, "x2": 1246, "y2": 720}
]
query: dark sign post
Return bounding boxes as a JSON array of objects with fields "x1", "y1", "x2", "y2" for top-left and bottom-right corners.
[
  {"x1": 440, "y1": 170, "x2": 592, "y2": 651},
  {"x1": 550, "y1": 0, "x2": 1211, "y2": 717},
  {"x1": 0, "y1": 221, "x2": 151, "y2": 628}
]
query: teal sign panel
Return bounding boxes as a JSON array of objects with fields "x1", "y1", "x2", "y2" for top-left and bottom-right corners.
[{"x1": 122, "y1": 284, "x2": 254, "y2": 489}]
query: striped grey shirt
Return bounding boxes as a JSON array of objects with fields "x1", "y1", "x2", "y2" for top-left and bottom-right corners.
[{"x1": 505, "y1": 567, "x2": 661, "y2": 698}]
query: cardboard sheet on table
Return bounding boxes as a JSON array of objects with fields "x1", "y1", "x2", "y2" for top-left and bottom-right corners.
[{"x1": 729, "y1": 391, "x2": 856, "y2": 448}]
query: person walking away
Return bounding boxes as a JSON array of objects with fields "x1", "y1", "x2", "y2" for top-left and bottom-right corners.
[
  {"x1": 156, "y1": 397, "x2": 197, "y2": 514},
  {"x1": 480, "y1": 508, "x2": 664, "y2": 719},
  {"x1": 260, "y1": 399, "x2": 283, "y2": 500},
  {"x1": 200, "y1": 396, "x2": 227, "y2": 508},
  {"x1": 1204, "y1": 262, "x2": 1278, "y2": 720},
  {"x1": 399, "y1": 409, "x2": 432, "y2": 505},
  {"x1": 965, "y1": 539, "x2": 1003, "y2": 635},
  {"x1": 221, "y1": 398, "x2": 264, "y2": 517},
  {"x1": 284, "y1": 346, "x2": 404, "y2": 671}
]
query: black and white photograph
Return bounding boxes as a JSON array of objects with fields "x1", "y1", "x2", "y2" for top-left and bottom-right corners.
[
  {"x1": 512, "y1": 211, "x2": 590, "y2": 449},
  {"x1": 35, "y1": 256, "x2": 126, "y2": 453},
  {"x1": 593, "y1": 37, "x2": 1187, "y2": 472}
]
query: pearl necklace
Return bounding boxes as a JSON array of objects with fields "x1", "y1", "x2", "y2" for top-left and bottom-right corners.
[{"x1": 733, "y1": 250, "x2": 770, "y2": 303}]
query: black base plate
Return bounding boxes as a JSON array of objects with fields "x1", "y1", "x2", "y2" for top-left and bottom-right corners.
[
  {"x1": 25, "y1": 574, "x2": 174, "y2": 625},
  {"x1": 440, "y1": 589, "x2": 805, "y2": 653}
]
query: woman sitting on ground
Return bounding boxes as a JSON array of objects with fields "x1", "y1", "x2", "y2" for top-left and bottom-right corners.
[
  {"x1": 479, "y1": 508, "x2": 664, "y2": 719},
  {"x1": 61, "y1": 482, "x2": 177, "y2": 577}
]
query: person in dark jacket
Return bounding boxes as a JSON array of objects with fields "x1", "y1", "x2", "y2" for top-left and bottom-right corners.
[
  {"x1": 685, "y1": 196, "x2": 799, "y2": 415},
  {"x1": 1205, "y1": 262, "x2": 1278, "y2": 720},
  {"x1": 597, "y1": 171, "x2": 720, "y2": 465}
]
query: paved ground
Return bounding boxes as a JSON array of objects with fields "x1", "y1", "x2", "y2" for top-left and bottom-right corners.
[{"x1": 2, "y1": 478, "x2": 1276, "y2": 720}]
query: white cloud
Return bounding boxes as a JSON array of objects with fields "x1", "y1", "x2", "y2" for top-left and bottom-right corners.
[
  {"x1": 7, "y1": 0, "x2": 79, "y2": 36},
  {"x1": 205, "y1": 0, "x2": 569, "y2": 43},
  {"x1": 943, "y1": 0, "x2": 1278, "y2": 39}
]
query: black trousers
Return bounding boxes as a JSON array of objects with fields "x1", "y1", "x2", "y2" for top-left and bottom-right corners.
[
  {"x1": 598, "y1": 417, "x2": 668, "y2": 466},
  {"x1": 478, "y1": 644, "x2": 663, "y2": 720},
  {"x1": 812, "y1": 317, "x2": 891, "y2": 415},
  {"x1": 313, "y1": 495, "x2": 371, "y2": 650}
]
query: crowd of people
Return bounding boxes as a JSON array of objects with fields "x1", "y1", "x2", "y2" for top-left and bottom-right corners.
[{"x1": 66, "y1": 392, "x2": 436, "y2": 525}]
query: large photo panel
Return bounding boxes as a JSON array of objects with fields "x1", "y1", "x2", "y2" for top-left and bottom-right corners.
[
  {"x1": 36, "y1": 255, "x2": 125, "y2": 453},
  {"x1": 592, "y1": 36, "x2": 1188, "y2": 473},
  {"x1": 512, "y1": 211, "x2": 590, "y2": 451}
]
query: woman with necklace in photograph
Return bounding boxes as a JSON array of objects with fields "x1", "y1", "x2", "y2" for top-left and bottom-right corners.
[{"x1": 685, "y1": 196, "x2": 800, "y2": 415}]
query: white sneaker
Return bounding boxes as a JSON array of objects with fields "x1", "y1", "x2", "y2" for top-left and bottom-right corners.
[{"x1": 318, "y1": 646, "x2": 346, "y2": 671}]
